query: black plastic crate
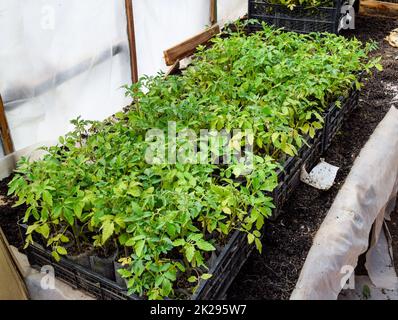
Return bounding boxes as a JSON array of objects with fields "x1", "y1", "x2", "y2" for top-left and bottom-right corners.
[
  {"x1": 323, "y1": 84, "x2": 360, "y2": 152},
  {"x1": 248, "y1": 0, "x2": 343, "y2": 34},
  {"x1": 269, "y1": 129, "x2": 323, "y2": 219},
  {"x1": 193, "y1": 229, "x2": 253, "y2": 300},
  {"x1": 269, "y1": 79, "x2": 360, "y2": 219},
  {"x1": 26, "y1": 243, "x2": 135, "y2": 300},
  {"x1": 25, "y1": 227, "x2": 251, "y2": 300}
]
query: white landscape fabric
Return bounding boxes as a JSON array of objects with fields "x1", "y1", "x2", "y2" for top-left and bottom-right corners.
[{"x1": 291, "y1": 106, "x2": 398, "y2": 300}]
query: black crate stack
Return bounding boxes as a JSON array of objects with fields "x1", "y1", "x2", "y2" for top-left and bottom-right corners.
[{"x1": 248, "y1": 0, "x2": 344, "y2": 34}]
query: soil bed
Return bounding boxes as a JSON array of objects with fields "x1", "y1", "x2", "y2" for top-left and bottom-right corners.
[
  {"x1": 0, "y1": 175, "x2": 26, "y2": 249},
  {"x1": 387, "y1": 200, "x2": 398, "y2": 273},
  {"x1": 228, "y1": 15, "x2": 398, "y2": 300}
]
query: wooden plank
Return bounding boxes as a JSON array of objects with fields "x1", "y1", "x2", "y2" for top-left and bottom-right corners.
[
  {"x1": 0, "y1": 94, "x2": 14, "y2": 155},
  {"x1": 0, "y1": 228, "x2": 29, "y2": 300},
  {"x1": 125, "y1": 0, "x2": 139, "y2": 83},
  {"x1": 163, "y1": 24, "x2": 220, "y2": 66},
  {"x1": 210, "y1": 0, "x2": 218, "y2": 25},
  {"x1": 165, "y1": 60, "x2": 181, "y2": 78},
  {"x1": 359, "y1": 0, "x2": 398, "y2": 18}
]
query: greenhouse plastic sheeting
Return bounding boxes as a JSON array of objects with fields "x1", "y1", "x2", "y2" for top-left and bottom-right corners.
[
  {"x1": 0, "y1": 1, "x2": 247, "y2": 157},
  {"x1": 133, "y1": 0, "x2": 247, "y2": 76},
  {"x1": 291, "y1": 106, "x2": 398, "y2": 300},
  {"x1": 0, "y1": 0, "x2": 131, "y2": 155}
]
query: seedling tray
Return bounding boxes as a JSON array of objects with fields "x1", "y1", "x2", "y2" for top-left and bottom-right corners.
[
  {"x1": 323, "y1": 86, "x2": 360, "y2": 151},
  {"x1": 269, "y1": 130, "x2": 323, "y2": 219},
  {"x1": 248, "y1": 0, "x2": 343, "y2": 34},
  {"x1": 26, "y1": 242, "x2": 134, "y2": 300},
  {"x1": 192, "y1": 229, "x2": 253, "y2": 300},
  {"x1": 25, "y1": 228, "x2": 250, "y2": 300},
  {"x1": 25, "y1": 78, "x2": 361, "y2": 299},
  {"x1": 269, "y1": 80, "x2": 359, "y2": 219}
]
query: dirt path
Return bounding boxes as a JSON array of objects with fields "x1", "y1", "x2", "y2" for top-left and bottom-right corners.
[{"x1": 227, "y1": 15, "x2": 398, "y2": 300}]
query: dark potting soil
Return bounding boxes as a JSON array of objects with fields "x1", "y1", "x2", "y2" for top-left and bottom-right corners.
[
  {"x1": 227, "y1": 16, "x2": 398, "y2": 300},
  {"x1": 387, "y1": 199, "x2": 398, "y2": 273},
  {"x1": 0, "y1": 175, "x2": 26, "y2": 249}
]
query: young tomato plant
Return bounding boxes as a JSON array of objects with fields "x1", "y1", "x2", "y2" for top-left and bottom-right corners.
[{"x1": 9, "y1": 22, "x2": 380, "y2": 299}]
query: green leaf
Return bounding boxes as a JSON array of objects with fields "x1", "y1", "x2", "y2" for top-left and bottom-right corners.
[
  {"x1": 60, "y1": 235, "x2": 69, "y2": 243},
  {"x1": 56, "y1": 246, "x2": 67, "y2": 255},
  {"x1": 164, "y1": 270, "x2": 177, "y2": 281},
  {"x1": 222, "y1": 207, "x2": 232, "y2": 215},
  {"x1": 201, "y1": 273, "x2": 213, "y2": 280},
  {"x1": 52, "y1": 251, "x2": 61, "y2": 261},
  {"x1": 271, "y1": 132, "x2": 279, "y2": 145},
  {"x1": 63, "y1": 208, "x2": 74, "y2": 226},
  {"x1": 102, "y1": 220, "x2": 114, "y2": 244},
  {"x1": 185, "y1": 244, "x2": 195, "y2": 263},
  {"x1": 161, "y1": 278, "x2": 172, "y2": 296},
  {"x1": 127, "y1": 186, "x2": 142, "y2": 197},
  {"x1": 135, "y1": 239, "x2": 145, "y2": 257},
  {"x1": 255, "y1": 238, "x2": 263, "y2": 253},
  {"x1": 187, "y1": 276, "x2": 197, "y2": 283},
  {"x1": 73, "y1": 202, "x2": 83, "y2": 219},
  {"x1": 175, "y1": 262, "x2": 185, "y2": 272},
  {"x1": 172, "y1": 239, "x2": 185, "y2": 247},
  {"x1": 253, "y1": 230, "x2": 261, "y2": 238},
  {"x1": 42, "y1": 190, "x2": 53, "y2": 206},
  {"x1": 117, "y1": 269, "x2": 132, "y2": 278},
  {"x1": 37, "y1": 224, "x2": 50, "y2": 239},
  {"x1": 118, "y1": 233, "x2": 129, "y2": 245},
  {"x1": 247, "y1": 233, "x2": 255, "y2": 244},
  {"x1": 26, "y1": 224, "x2": 39, "y2": 235},
  {"x1": 196, "y1": 240, "x2": 216, "y2": 252},
  {"x1": 282, "y1": 144, "x2": 295, "y2": 157},
  {"x1": 53, "y1": 205, "x2": 62, "y2": 219},
  {"x1": 301, "y1": 123, "x2": 310, "y2": 134},
  {"x1": 309, "y1": 126, "x2": 316, "y2": 139}
]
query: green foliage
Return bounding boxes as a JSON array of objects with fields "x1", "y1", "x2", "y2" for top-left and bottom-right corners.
[
  {"x1": 8, "y1": 22, "x2": 380, "y2": 299},
  {"x1": 262, "y1": 0, "x2": 335, "y2": 10}
]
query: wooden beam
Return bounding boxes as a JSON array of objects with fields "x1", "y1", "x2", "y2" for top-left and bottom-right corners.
[
  {"x1": 210, "y1": 0, "x2": 218, "y2": 25},
  {"x1": 165, "y1": 60, "x2": 181, "y2": 78},
  {"x1": 125, "y1": 0, "x2": 139, "y2": 83},
  {"x1": 0, "y1": 94, "x2": 14, "y2": 155},
  {"x1": 163, "y1": 24, "x2": 220, "y2": 66},
  {"x1": 0, "y1": 228, "x2": 28, "y2": 299},
  {"x1": 359, "y1": 0, "x2": 398, "y2": 18}
]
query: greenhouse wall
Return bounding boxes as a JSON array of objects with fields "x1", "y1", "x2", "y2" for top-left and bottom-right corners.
[{"x1": 0, "y1": 1, "x2": 247, "y2": 157}]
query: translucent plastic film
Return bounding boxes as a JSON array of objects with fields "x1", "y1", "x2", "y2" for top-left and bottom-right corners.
[
  {"x1": 133, "y1": 0, "x2": 248, "y2": 76},
  {"x1": 0, "y1": 0, "x2": 131, "y2": 155}
]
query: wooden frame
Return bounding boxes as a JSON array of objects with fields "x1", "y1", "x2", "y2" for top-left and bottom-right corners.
[
  {"x1": 0, "y1": 94, "x2": 14, "y2": 155},
  {"x1": 210, "y1": 0, "x2": 218, "y2": 25},
  {"x1": 125, "y1": 0, "x2": 139, "y2": 83},
  {"x1": 359, "y1": 0, "x2": 398, "y2": 17},
  {"x1": 163, "y1": 24, "x2": 220, "y2": 66}
]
